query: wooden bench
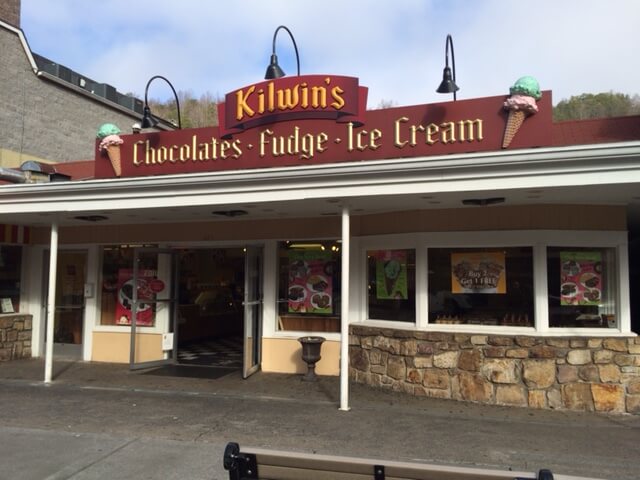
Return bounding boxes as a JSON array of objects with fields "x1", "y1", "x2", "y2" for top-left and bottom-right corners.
[{"x1": 223, "y1": 442, "x2": 598, "y2": 480}]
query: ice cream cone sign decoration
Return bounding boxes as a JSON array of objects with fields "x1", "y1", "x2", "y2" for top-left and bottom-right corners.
[
  {"x1": 502, "y1": 76, "x2": 541, "y2": 149},
  {"x1": 97, "y1": 123, "x2": 124, "y2": 176}
]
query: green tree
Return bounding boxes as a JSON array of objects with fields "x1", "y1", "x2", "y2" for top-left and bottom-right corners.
[
  {"x1": 553, "y1": 92, "x2": 640, "y2": 121},
  {"x1": 148, "y1": 90, "x2": 221, "y2": 128}
]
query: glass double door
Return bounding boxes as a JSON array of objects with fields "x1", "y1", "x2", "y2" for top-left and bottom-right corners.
[{"x1": 129, "y1": 246, "x2": 263, "y2": 378}]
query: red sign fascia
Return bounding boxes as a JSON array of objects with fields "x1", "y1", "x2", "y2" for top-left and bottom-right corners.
[
  {"x1": 94, "y1": 77, "x2": 552, "y2": 179},
  {"x1": 218, "y1": 75, "x2": 368, "y2": 137}
]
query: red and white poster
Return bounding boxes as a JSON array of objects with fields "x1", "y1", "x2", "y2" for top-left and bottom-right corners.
[
  {"x1": 288, "y1": 251, "x2": 333, "y2": 314},
  {"x1": 560, "y1": 251, "x2": 602, "y2": 305},
  {"x1": 115, "y1": 268, "x2": 162, "y2": 326}
]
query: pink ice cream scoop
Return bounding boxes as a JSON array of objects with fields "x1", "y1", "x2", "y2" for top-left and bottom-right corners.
[
  {"x1": 503, "y1": 94, "x2": 539, "y2": 114},
  {"x1": 99, "y1": 134, "x2": 124, "y2": 151}
]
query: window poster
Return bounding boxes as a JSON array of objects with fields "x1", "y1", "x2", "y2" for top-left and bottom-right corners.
[
  {"x1": 560, "y1": 251, "x2": 602, "y2": 306},
  {"x1": 288, "y1": 250, "x2": 333, "y2": 314},
  {"x1": 451, "y1": 252, "x2": 506, "y2": 294},
  {"x1": 115, "y1": 268, "x2": 158, "y2": 326},
  {"x1": 373, "y1": 250, "x2": 408, "y2": 300}
]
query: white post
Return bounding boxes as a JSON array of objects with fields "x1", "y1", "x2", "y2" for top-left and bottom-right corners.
[
  {"x1": 44, "y1": 222, "x2": 58, "y2": 383},
  {"x1": 339, "y1": 206, "x2": 350, "y2": 411}
]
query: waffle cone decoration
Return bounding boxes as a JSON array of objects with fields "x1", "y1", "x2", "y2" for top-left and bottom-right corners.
[
  {"x1": 501, "y1": 76, "x2": 542, "y2": 149},
  {"x1": 502, "y1": 110, "x2": 527, "y2": 148},
  {"x1": 106, "y1": 144, "x2": 122, "y2": 177}
]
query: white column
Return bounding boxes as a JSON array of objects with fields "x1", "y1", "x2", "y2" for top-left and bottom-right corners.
[
  {"x1": 44, "y1": 222, "x2": 58, "y2": 383},
  {"x1": 339, "y1": 206, "x2": 350, "y2": 411}
]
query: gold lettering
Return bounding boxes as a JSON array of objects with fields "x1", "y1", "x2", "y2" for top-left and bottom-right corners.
[
  {"x1": 236, "y1": 86, "x2": 255, "y2": 120},
  {"x1": 426, "y1": 123, "x2": 439, "y2": 145},
  {"x1": 277, "y1": 84, "x2": 299, "y2": 110},
  {"x1": 311, "y1": 85, "x2": 327, "y2": 108},
  {"x1": 330, "y1": 86, "x2": 345, "y2": 109},
  {"x1": 457, "y1": 119, "x2": 483, "y2": 142},
  {"x1": 133, "y1": 140, "x2": 144, "y2": 166},
  {"x1": 440, "y1": 122, "x2": 456, "y2": 143}
]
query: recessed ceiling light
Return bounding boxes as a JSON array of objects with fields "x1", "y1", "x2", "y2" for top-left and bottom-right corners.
[
  {"x1": 462, "y1": 197, "x2": 505, "y2": 206},
  {"x1": 74, "y1": 215, "x2": 108, "y2": 222},
  {"x1": 212, "y1": 210, "x2": 248, "y2": 217}
]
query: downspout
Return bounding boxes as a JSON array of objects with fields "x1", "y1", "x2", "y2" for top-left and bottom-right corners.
[
  {"x1": 339, "y1": 206, "x2": 350, "y2": 411},
  {"x1": 44, "y1": 222, "x2": 58, "y2": 383}
]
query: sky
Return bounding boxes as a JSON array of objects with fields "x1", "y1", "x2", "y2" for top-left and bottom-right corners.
[{"x1": 19, "y1": 0, "x2": 640, "y2": 108}]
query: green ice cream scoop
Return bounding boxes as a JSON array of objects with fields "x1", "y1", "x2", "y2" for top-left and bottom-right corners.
[
  {"x1": 509, "y1": 76, "x2": 541, "y2": 100},
  {"x1": 97, "y1": 123, "x2": 121, "y2": 139}
]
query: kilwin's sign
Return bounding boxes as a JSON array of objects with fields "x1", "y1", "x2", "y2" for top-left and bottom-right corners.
[{"x1": 95, "y1": 75, "x2": 552, "y2": 179}]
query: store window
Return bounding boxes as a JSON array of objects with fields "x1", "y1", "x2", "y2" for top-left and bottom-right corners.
[
  {"x1": 277, "y1": 241, "x2": 340, "y2": 333},
  {"x1": 0, "y1": 245, "x2": 22, "y2": 313},
  {"x1": 367, "y1": 249, "x2": 416, "y2": 322},
  {"x1": 547, "y1": 247, "x2": 617, "y2": 328},
  {"x1": 427, "y1": 247, "x2": 534, "y2": 326},
  {"x1": 100, "y1": 245, "x2": 158, "y2": 326}
]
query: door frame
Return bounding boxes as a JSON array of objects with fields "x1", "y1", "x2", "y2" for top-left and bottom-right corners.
[
  {"x1": 129, "y1": 247, "x2": 179, "y2": 370},
  {"x1": 243, "y1": 245, "x2": 263, "y2": 378}
]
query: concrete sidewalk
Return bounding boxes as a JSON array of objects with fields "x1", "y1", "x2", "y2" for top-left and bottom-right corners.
[{"x1": 1, "y1": 358, "x2": 639, "y2": 479}]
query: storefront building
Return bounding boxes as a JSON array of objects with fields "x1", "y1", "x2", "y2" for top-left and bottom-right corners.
[{"x1": 1, "y1": 73, "x2": 639, "y2": 414}]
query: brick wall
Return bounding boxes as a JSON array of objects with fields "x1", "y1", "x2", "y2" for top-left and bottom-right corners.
[
  {"x1": 0, "y1": 27, "x2": 139, "y2": 164},
  {"x1": 350, "y1": 325, "x2": 640, "y2": 415},
  {"x1": 0, "y1": 314, "x2": 32, "y2": 361},
  {"x1": 0, "y1": 0, "x2": 20, "y2": 27}
]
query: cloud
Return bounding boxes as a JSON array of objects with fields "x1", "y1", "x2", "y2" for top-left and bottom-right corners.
[{"x1": 20, "y1": 0, "x2": 640, "y2": 107}]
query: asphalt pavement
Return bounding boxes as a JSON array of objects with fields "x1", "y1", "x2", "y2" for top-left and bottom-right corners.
[{"x1": 0, "y1": 358, "x2": 639, "y2": 480}]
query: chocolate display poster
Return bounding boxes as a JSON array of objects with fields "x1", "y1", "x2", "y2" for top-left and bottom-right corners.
[
  {"x1": 288, "y1": 251, "x2": 333, "y2": 314},
  {"x1": 374, "y1": 250, "x2": 408, "y2": 300},
  {"x1": 115, "y1": 268, "x2": 157, "y2": 326},
  {"x1": 451, "y1": 252, "x2": 506, "y2": 294},
  {"x1": 560, "y1": 251, "x2": 602, "y2": 305}
]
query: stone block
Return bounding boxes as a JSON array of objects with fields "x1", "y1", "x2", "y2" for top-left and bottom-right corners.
[
  {"x1": 457, "y1": 371, "x2": 493, "y2": 403},
  {"x1": 483, "y1": 347, "x2": 505, "y2": 358},
  {"x1": 562, "y1": 383, "x2": 594, "y2": 411},
  {"x1": 515, "y1": 336, "x2": 540, "y2": 347},
  {"x1": 588, "y1": 338, "x2": 603, "y2": 349},
  {"x1": 373, "y1": 336, "x2": 402, "y2": 354},
  {"x1": 626, "y1": 395, "x2": 640, "y2": 414},
  {"x1": 470, "y1": 335, "x2": 488, "y2": 345},
  {"x1": 506, "y1": 348, "x2": 529, "y2": 359},
  {"x1": 406, "y1": 369, "x2": 422, "y2": 384},
  {"x1": 530, "y1": 345, "x2": 556, "y2": 359},
  {"x1": 423, "y1": 388, "x2": 452, "y2": 399},
  {"x1": 547, "y1": 387, "x2": 563, "y2": 409},
  {"x1": 614, "y1": 354, "x2": 635, "y2": 367},
  {"x1": 0, "y1": 318, "x2": 14, "y2": 329},
  {"x1": 567, "y1": 349, "x2": 592, "y2": 365},
  {"x1": 369, "y1": 348, "x2": 383, "y2": 365},
  {"x1": 629, "y1": 344, "x2": 640, "y2": 354},
  {"x1": 24, "y1": 317, "x2": 32, "y2": 330},
  {"x1": 0, "y1": 348, "x2": 11, "y2": 361},
  {"x1": 371, "y1": 365, "x2": 386, "y2": 375},
  {"x1": 360, "y1": 336, "x2": 374, "y2": 349},
  {"x1": 603, "y1": 338, "x2": 628, "y2": 352},
  {"x1": 6, "y1": 330, "x2": 17, "y2": 342},
  {"x1": 523, "y1": 360, "x2": 556, "y2": 389},
  {"x1": 433, "y1": 351, "x2": 459, "y2": 369},
  {"x1": 422, "y1": 369, "x2": 450, "y2": 389},
  {"x1": 458, "y1": 349, "x2": 481, "y2": 372},
  {"x1": 13, "y1": 321, "x2": 23, "y2": 331},
  {"x1": 413, "y1": 356, "x2": 433, "y2": 368},
  {"x1": 569, "y1": 338, "x2": 588, "y2": 348},
  {"x1": 400, "y1": 339, "x2": 417, "y2": 356},
  {"x1": 496, "y1": 385, "x2": 527, "y2": 406},
  {"x1": 350, "y1": 347, "x2": 370, "y2": 372},
  {"x1": 627, "y1": 380, "x2": 640, "y2": 395},
  {"x1": 591, "y1": 384, "x2": 625, "y2": 413},
  {"x1": 556, "y1": 364, "x2": 578, "y2": 384},
  {"x1": 598, "y1": 364, "x2": 621, "y2": 383},
  {"x1": 578, "y1": 365, "x2": 600, "y2": 382},
  {"x1": 424, "y1": 332, "x2": 448, "y2": 342},
  {"x1": 488, "y1": 336, "x2": 514, "y2": 347},
  {"x1": 349, "y1": 334, "x2": 361, "y2": 346},
  {"x1": 416, "y1": 341, "x2": 434, "y2": 355},
  {"x1": 528, "y1": 390, "x2": 547, "y2": 409},
  {"x1": 593, "y1": 350, "x2": 613, "y2": 364},
  {"x1": 481, "y1": 359, "x2": 519, "y2": 384},
  {"x1": 387, "y1": 356, "x2": 406, "y2": 380},
  {"x1": 547, "y1": 338, "x2": 570, "y2": 348}
]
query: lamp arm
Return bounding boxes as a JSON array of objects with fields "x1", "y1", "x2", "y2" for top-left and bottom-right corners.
[
  {"x1": 273, "y1": 25, "x2": 300, "y2": 76},
  {"x1": 144, "y1": 75, "x2": 183, "y2": 129}
]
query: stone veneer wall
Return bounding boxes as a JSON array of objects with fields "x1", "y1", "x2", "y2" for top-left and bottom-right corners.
[
  {"x1": 0, "y1": 314, "x2": 32, "y2": 361},
  {"x1": 349, "y1": 325, "x2": 640, "y2": 415}
]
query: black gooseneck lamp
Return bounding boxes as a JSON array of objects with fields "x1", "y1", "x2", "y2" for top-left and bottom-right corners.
[
  {"x1": 264, "y1": 25, "x2": 300, "y2": 79},
  {"x1": 436, "y1": 34, "x2": 459, "y2": 101},
  {"x1": 141, "y1": 75, "x2": 182, "y2": 129}
]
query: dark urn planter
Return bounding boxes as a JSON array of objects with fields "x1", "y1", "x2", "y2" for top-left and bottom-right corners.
[{"x1": 298, "y1": 336, "x2": 325, "y2": 381}]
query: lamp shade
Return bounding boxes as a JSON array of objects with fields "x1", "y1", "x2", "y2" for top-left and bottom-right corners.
[
  {"x1": 140, "y1": 105, "x2": 159, "y2": 129},
  {"x1": 265, "y1": 54, "x2": 286, "y2": 79},
  {"x1": 436, "y1": 66, "x2": 459, "y2": 94}
]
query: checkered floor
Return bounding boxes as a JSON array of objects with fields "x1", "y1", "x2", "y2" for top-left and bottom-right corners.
[{"x1": 177, "y1": 336, "x2": 243, "y2": 367}]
